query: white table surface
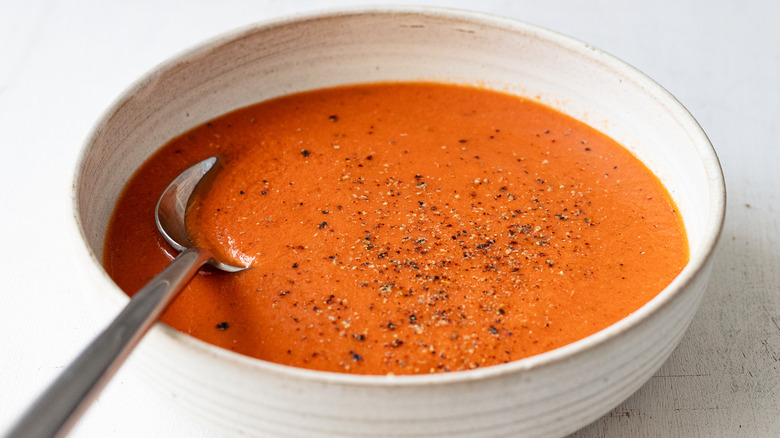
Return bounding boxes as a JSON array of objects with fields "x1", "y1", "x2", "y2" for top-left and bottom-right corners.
[{"x1": 1, "y1": 1, "x2": 778, "y2": 436}]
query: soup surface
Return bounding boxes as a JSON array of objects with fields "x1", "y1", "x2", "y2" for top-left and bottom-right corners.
[{"x1": 104, "y1": 82, "x2": 687, "y2": 375}]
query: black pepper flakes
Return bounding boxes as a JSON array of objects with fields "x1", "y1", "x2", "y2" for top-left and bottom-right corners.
[
  {"x1": 301, "y1": 149, "x2": 311, "y2": 157},
  {"x1": 216, "y1": 322, "x2": 230, "y2": 330},
  {"x1": 476, "y1": 240, "x2": 494, "y2": 250},
  {"x1": 389, "y1": 339, "x2": 404, "y2": 348},
  {"x1": 350, "y1": 350, "x2": 363, "y2": 361}
]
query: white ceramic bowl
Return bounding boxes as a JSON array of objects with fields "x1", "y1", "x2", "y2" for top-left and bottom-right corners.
[{"x1": 72, "y1": 7, "x2": 725, "y2": 437}]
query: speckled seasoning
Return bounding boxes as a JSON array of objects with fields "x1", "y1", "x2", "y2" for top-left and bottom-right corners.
[{"x1": 103, "y1": 82, "x2": 688, "y2": 375}]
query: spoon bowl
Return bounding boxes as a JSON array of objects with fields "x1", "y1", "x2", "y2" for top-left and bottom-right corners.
[
  {"x1": 156, "y1": 156, "x2": 245, "y2": 272},
  {"x1": 6, "y1": 157, "x2": 241, "y2": 438}
]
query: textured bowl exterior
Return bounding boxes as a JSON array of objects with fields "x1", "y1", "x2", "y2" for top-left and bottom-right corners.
[{"x1": 71, "y1": 7, "x2": 725, "y2": 437}]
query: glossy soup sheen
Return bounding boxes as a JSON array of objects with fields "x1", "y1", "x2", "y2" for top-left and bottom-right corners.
[{"x1": 104, "y1": 82, "x2": 688, "y2": 375}]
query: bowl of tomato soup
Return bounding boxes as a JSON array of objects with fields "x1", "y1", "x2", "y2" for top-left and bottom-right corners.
[{"x1": 72, "y1": 7, "x2": 725, "y2": 437}]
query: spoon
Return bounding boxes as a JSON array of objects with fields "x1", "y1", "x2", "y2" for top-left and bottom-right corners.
[{"x1": 6, "y1": 157, "x2": 244, "y2": 438}]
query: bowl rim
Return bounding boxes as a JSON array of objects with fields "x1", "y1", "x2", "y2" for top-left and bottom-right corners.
[{"x1": 71, "y1": 5, "x2": 726, "y2": 388}]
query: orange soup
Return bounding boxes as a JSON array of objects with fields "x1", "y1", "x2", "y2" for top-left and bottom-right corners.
[{"x1": 104, "y1": 82, "x2": 688, "y2": 375}]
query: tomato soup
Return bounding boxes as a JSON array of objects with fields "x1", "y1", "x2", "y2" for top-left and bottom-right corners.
[{"x1": 104, "y1": 82, "x2": 687, "y2": 375}]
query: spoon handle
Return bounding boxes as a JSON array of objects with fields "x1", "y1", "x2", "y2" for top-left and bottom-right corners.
[{"x1": 5, "y1": 247, "x2": 211, "y2": 438}]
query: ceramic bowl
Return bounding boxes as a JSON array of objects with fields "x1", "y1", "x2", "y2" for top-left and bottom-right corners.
[{"x1": 71, "y1": 7, "x2": 725, "y2": 437}]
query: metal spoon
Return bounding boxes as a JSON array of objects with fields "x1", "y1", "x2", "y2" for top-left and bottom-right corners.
[{"x1": 6, "y1": 157, "x2": 244, "y2": 438}]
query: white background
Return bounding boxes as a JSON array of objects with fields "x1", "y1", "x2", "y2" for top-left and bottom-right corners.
[{"x1": 1, "y1": 0, "x2": 778, "y2": 436}]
